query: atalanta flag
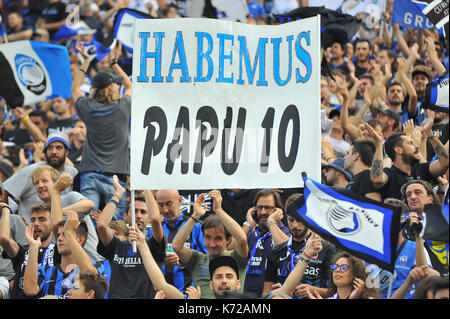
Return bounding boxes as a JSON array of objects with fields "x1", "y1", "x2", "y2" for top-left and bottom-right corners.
[
  {"x1": 0, "y1": 41, "x2": 72, "y2": 107},
  {"x1": 296, "y1": 176, "x2": 401, "y2": 272}
]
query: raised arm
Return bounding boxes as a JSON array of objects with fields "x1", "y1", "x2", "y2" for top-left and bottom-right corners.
[
  {"x1": 130, "y1": 225, "x2": 184, "y2": 299},
  {"x1": 109, "y1": 42, "x2": 132, "y2": 97},
  {"x1": 364, "y1": 123, "x2": 389, "y2": 189},
  {"x1": 144, "y1": 190, "x2": 164, "y2": 244},
  {"x1": 209, "y1": 190, "x2": 248, "y2": 259},
  {"x1": 266, "y1": 208, "x2": 289, "y2": 246},
  {"x1": 0, "y1": 204, "x2": 19, "y2": 258},
  {"x1": 172, "y1": 194, "x2": 208, "y2": 264},
  {"x1": 23, "y1": 225, "x2": 41, "y2": 297},
  {"x1": 273, "y1": 233, "x2": 322, "y2": 296},
  {"x1": 64, "y1": 212, "x2": 98, "y2": 274},
  {"x1": 51, "y1": 173, "x2": 73, "y2": 236},
  {"x1": 96, "y1": 175, "x2": 126, "y2": 247},
  {"x1": 427, "y1": 131, "x2": 449, "y2": 177},
  {"x1": 339, "y1": 85, "x2": 362, "y2": 140},
  {"x1": 424, "y1": 36, "x2": 447, "y2": 76},
  {"x1": 71, "y1": 41, "x2": 91, "y2": 101},
  {"x1": 397, "y1": 57, "x2": 418, "y2": 115}
]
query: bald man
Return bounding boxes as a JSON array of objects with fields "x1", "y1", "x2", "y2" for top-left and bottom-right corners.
[{"x1": 155, "y1": 190, "x2": 207, "y2": 294}]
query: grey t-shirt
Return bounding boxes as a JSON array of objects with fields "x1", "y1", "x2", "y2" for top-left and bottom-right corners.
[
  {"x1": 3, "y1": 162, "x2": 78, "y2": 222},
  {"x1": 75, "y1": 95, "x2": 131, "y2": 174},
  {"x1": 0, "y1": 214, "x2": 27, "y2": 281}
]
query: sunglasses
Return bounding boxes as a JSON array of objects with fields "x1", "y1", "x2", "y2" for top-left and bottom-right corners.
[
  {"x1": 330, "y1": 264, "x2": 352, "y2": 272},
  {"x1": 256, "y1": 205, "x2": 275, "y2": 211}
]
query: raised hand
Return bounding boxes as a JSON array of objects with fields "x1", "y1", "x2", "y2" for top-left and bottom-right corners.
[
  {"x1": 185, "y1": 286, "x2": 201, "y2": 299},
  {"x1": 349, "y1": 278, "x2": 365, "y2": 299},
  {"x1": 53, "y1": 173, "x2": 73, "y2": 193}
]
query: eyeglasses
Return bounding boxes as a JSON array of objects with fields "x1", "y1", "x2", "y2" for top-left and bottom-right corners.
[
  {"x1": 256, "y1": 205, "x2": 275, "y2": 211},
  {"x1": 330, "y1": 264, "x2": 352, "y2": 272}
]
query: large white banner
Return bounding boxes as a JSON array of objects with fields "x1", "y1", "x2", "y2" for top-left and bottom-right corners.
[{"x1": 130, "y1": 17, "x2": 321, "y2": 190}]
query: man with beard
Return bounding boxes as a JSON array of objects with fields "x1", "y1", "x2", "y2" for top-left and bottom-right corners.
[
  {"x1": 2, "y1": 131, "x2": 78, "y2": 223},
  {"x1": 23, "y1": 212, "x2": 107, "y2": 298},
  {"x1": 242, "y1": 189, "x2": 290, "y2": 297},
  {"x1": 0, "y1": 203, "x2": 61, "y2": 298},
  {"x1": 344, "y1": 140, "x2": 381, "y2": 202},
  {"x1": 353, "y1": 39, "x2": 373, "y2": 78},
  {"x1": 172, "y1": 190, "x2": 249, "y2": 299},
  {"x1": 96, "y1": 177, "x2": 165, "y2": 299},
  {"x1": 154, "y1": 189, "x2": 207, "y2": 294},
  {"x1": 263, "y1": 193, "x2": 336, "y2": 299},
  {"x1": 32, "y1": 166, "x2": 103, "y2": 263},
  {"x1": 365, "y1": 123, "x2": 449, "y2": 201},
  {"x1": 374, "y1": 106, "x2": 401, "y2": 139}
]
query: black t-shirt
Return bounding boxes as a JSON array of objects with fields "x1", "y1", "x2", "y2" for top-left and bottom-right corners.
[
  {"x1": 3, "y1": 241, "x2": 61, "y2": 299},
  {"x1": 265, "y1": 235, "x2": 336, "y2": 297},
  {"x1": 347, "y1": 169, "x2": 381, "y2": 198},
  {"x1": 97, "y1": 236, "x2": 166, "y2": 299},
  {"x1": 378, "y1": 163, "x2": 433, "y2": 201},
  {"x1": 40, "y1": 1, "x2": 67, "y2": 38}
]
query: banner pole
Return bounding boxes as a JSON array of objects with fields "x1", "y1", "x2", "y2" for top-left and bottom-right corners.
[{"x1": 131, "y1": 190, "x2": 137, "y2": 253}]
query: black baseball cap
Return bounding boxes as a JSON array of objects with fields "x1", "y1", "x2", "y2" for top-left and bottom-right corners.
[
  {"x1": 92, "y1": 72, "x2": 124, "y2": 89},
  {"x1": 209, "y1": 256, "x2": 240, "y2": 279}
]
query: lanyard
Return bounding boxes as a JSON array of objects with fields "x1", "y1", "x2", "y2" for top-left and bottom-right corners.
[
  {"x1": 249, "y1": 228, "x2": 271, "y2": 261},
  {"x1": 286, "y1": 236, "x2": 304, "y2": 271},
  {"x1": 247, "y1": 228, "x2": 271, "y2": 274}
]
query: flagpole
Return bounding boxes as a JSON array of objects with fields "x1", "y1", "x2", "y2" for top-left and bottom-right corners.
[{"x1": 131, "y1": 190, "x2": 137, "y2": 253}]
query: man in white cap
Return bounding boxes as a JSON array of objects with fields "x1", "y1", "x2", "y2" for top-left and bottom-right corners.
[{"x1": 2, "y1": 131, "x2": 78, "y2": 222}]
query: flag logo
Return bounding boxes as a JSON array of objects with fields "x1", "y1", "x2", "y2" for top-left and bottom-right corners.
[
  {"x1": 327, "y1": 203, "x2": 361, "y2": 235},
  {"x1": 14, "y1": 53, "x2": 47, "y2": 95}
]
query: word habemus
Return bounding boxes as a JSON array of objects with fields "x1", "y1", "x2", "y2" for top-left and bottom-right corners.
[{"x1": 136, "y1": 31, "x2": 313, "y2": 87}]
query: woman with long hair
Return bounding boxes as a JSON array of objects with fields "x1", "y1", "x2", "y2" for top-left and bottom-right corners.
[{"x1": 307, "y1": 251, "x2": 380, "y2": 299}]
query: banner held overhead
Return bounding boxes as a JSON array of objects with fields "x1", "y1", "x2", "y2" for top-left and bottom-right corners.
[{"x1": 130, "y1": 17, "x2": 321, "y2": 190}]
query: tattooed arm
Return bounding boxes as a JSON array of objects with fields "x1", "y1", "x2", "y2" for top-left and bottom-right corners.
[
  {"x1": 362, "y1": 123, "x2": 389, "y2": 189},
  {"x1": 428, "y1": 134, "x2": 449, "y2": 177}
]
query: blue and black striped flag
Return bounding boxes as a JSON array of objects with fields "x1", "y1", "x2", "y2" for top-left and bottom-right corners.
[{"x1": 296, "y1": 175, "x2": 401, "y2": 272}]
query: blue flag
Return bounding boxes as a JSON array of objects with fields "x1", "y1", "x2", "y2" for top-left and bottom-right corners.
[
  {"x1": 296, "y1": 176, "x2": 401, "y2": 272},
  {"x1": 0, "y1": 41, "x2": 72, "y2": 107},
  {"x1": 113, "y1": 8, "x2": 153, "y2": 53},
  {"x1": 53, "y1": 20, "x2": 97, "y2": 40},
  {"x1": 392, "y1": 0, "x2": 436, "y2": 29}
]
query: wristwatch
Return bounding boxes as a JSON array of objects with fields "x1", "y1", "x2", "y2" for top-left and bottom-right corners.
[{"x1": 267, "y1": 220, "x2": 277, "y2": 227}]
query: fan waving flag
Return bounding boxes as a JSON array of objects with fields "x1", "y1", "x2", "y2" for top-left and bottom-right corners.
[
  {"x1": 297, "y1": 175, "x2": 401, "y2": 272},
  {"x1": 0, "y1": 41, "x2": 72, "y2": 107}
]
